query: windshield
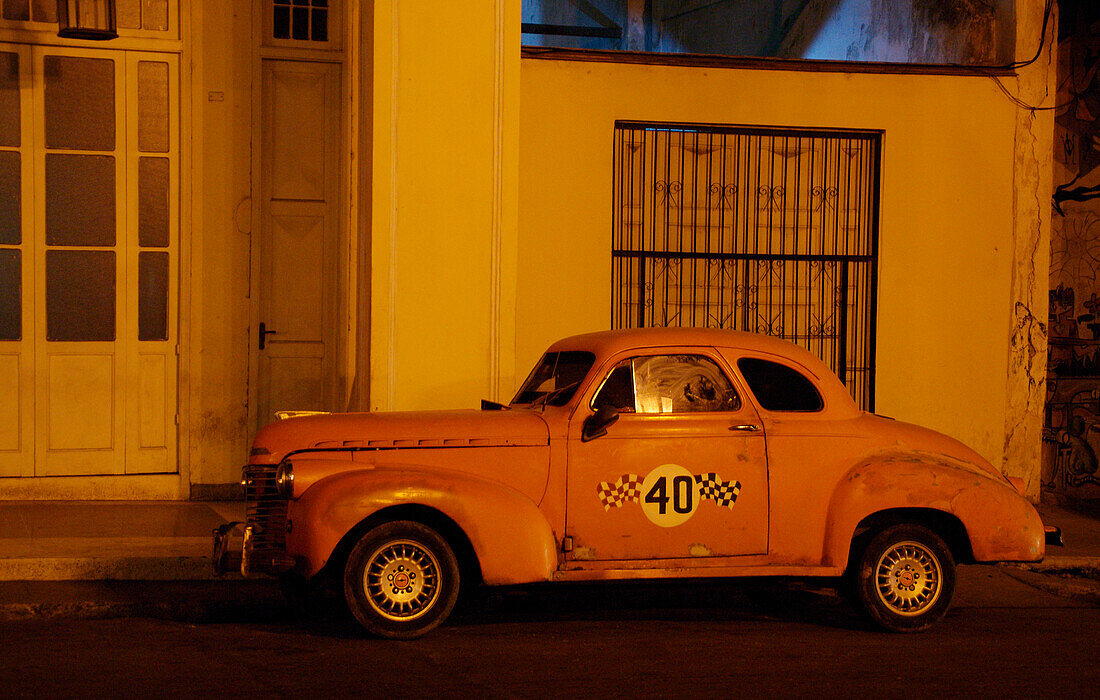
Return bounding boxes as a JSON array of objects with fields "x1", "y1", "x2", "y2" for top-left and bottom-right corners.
[{"x1": 512, "y1": 351, "x2": 595, "y2": 407}]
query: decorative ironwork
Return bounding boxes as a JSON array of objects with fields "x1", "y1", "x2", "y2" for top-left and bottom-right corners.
[
  {"x1": 757, "y1": 185, "x2": 786, "y2": 211},
  {"x1": 811, "y1": 185, "x2": 839, "y2": 212},
  {"x1": 612, "y1": 122, "x2": 881, "y2": 410}
]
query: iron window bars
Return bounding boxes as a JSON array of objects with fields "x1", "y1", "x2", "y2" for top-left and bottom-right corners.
[{"x1": 612, "y1": 121, "x2": 881, "y2": 410}]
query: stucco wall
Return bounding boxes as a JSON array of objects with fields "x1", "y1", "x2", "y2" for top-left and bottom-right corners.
[
  {"x1": 518, "y1": 58, "x2": 1022, "y2": 472},
  {"x1": 185, "y1": 2, "x2": 254, "y2": 492},
  {"x1": 368, "y1": 1, "x2": 520, "y2": 412}
]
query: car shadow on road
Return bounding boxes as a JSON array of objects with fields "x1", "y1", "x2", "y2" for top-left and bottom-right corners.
[
  {"x1": 275, "y1": 576, "x2": 871, "y2": 638},
  {"x1": 451, "y1": 578, "x2": 868, "y2": 631}
]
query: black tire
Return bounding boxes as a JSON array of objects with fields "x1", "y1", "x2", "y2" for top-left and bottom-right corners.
[
  {"x1": 343, "y1": 520, "x2": 460, "y2": 639},
  {"x1": 852, "y1": 523, "x2": 956, "y2": 632}
]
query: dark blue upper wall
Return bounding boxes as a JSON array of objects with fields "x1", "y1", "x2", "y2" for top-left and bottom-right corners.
[{"x1": 522, "y1": 0, "x2": 1016, "y2": 65}]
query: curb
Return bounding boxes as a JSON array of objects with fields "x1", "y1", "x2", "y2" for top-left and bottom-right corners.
[
  {"x1": 0, "y1": 556, "x2": 215, "y2": 582},
  {"x1": 1014, "y1": 556, "x2": 1100, "y2": 575},
  {"x1": 0, "y1": 580, "x2": 285, "y2": 623},
  {"x1": 1000, "y1": 563, "x2": 1100, "y2": 607}
]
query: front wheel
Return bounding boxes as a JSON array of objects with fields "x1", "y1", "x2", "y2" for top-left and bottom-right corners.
[
  {"x1": 852, "y1": 523, "x2": 956, "y2": 632},
  {"x1": 343, "y1": 520, "x2": 460, "y2": 639}
]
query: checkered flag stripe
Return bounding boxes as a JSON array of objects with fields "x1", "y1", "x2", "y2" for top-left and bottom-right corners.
[
  {"x1": 596, "y1": 474, "x2": 643, "y2": 510},
  {"x1": 694, "y1": 473, "x2": 742, "y2": 508}
]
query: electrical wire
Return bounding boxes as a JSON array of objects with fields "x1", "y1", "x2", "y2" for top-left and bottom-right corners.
[
  {"x1": 960, "y1": 0, "x2": 1063, "y2": 113},
  {"x1": 996, "y1": 0, "x2": 1055, "y2": 70}
]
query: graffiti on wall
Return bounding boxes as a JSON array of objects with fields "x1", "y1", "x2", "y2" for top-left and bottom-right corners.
[
  {"x1": 1054, "y1": 4, "x2": 1100, "y2": 211},
  {"x1": 1047, "y1": 2, "x2": 1100, "y2": 498}
]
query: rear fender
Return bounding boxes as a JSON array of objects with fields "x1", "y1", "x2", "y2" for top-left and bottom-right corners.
[
  {"x1": 286, "y1": 465, "x2": 558, "y2": 583},
  {"x1": 821, "y1": 454, "x2": 1045, "y2": 567}
]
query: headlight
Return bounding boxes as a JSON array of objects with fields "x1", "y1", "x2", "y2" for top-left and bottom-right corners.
[{"x1": 275, "y1": 461, "x2": 294, "y2": 498}]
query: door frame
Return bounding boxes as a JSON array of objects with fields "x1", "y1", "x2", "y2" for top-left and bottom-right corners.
[{"x1": 247, "y1": 5, "x2": 352, "y2": 435}]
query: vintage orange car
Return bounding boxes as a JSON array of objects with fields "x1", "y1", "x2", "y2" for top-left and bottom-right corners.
[{"x1": 214, "y1": 328, "x2": 1059, "y2": 638}]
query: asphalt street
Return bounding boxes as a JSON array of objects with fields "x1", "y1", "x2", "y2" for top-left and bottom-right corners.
[{"x1": 1, "y1": 565, "x2": 1098, "y2": 698}]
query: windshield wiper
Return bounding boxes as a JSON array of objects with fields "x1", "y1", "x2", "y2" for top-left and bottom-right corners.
[{"x1": 530, "y1": 380, "x2": 581, "y2": 409}]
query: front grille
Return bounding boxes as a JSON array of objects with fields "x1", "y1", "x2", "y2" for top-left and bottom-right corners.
[{"x1": 244, "y1": 463, "x2": 289, "y2": 571}]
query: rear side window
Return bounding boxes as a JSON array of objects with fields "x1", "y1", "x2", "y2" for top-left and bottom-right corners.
[{"x1": 737, "y1": 358, "x2": 824, "y2": 412}]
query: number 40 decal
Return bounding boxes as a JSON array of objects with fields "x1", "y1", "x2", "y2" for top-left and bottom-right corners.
[
  {"x1": 645, "y1": 473, "x2": 695, "y2": 515},
  {"x1": 595, "y1": 465, "x2": 742, "y2": 528},
  {"x1": 640, "y1": 464, "x2": 699, "y2": 527}
]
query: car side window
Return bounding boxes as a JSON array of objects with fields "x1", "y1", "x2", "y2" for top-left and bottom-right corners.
[
  {"x1": 736, "y1": 357, "x2": 824, "y2": 412},
  {"x1": 592, "y1": 354, "x2": 740, "y2": 414},
  {"x1": 592, "y1": 361, "x2": 636, "y2": 412}
]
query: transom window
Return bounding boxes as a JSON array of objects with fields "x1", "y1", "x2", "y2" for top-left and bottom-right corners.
[
  {"x1": 272, "y1": 0, "x2": 329, "y2": 43},
  {"x1": 592, "y1": 354, "x2": 740, "y2": 414},
  {"x1": 612, "y1": 121, "x2": 880, "y2": 411}
]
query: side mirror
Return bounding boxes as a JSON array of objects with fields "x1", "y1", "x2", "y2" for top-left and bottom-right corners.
[{"x1": 582, "y1": 405, "x2": 620, "y2": 442}]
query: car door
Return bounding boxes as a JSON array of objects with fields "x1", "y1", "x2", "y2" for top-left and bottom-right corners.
[{"x1": 565, "y1": 349, "x2": 768, "y2": 562}]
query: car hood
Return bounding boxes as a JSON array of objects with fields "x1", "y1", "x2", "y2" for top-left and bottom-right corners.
[{"x1": 251, "y1": 409, "x2": 550, "y2": 462}]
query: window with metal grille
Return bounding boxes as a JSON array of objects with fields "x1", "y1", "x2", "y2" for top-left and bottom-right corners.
[{"x1": 612, "y1": 121, "x2": 881, "y2": 410}]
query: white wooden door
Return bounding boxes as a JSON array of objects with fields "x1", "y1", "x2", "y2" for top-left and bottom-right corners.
[
  {"x1": 254, "y1": 60, "x2": 341, "y2": 429},
  {"x1": 0, "y1": 44, "x2": 178, "y2": 477}
]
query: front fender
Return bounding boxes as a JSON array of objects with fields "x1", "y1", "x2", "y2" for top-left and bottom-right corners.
[
  {"x1": 286, "y1": 465, "x2": 558, "y2": 583},
  {"x1": 821, "y1": 453, "x2": 1045, "y2": 567}
]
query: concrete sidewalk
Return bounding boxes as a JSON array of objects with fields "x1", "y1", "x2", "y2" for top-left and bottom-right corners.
[
  {"x1": 0, "y1": 498, "x2": 1096, "y2": 621},
  {"x1": 0, "y1": 501, "x2": 244, "y2": 581}
]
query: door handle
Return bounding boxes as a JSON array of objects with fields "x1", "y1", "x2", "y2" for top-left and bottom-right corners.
[
  {"x1": 259, "y1": 322, "x2": 278, "y2": 350},
  {"x1": 729, "y1": 424, "x2": 760, "y2": 432}
]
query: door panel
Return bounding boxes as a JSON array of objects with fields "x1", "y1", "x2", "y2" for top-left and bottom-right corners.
[
  {"x1": 254, "y1": 60, "x2": 340, "y2": 429},
  {"x1": 0, "y1": 354, "x2": 21, "y2": 452},
  {"x1": 33, "y1": 46, "x2": 128, "y2": 477},
  {"x1": 0, "y1": 44, "x2": 32, "y2": 477},
  {"x1": 46, "y1": 354, "x2": 115, "y2": 451},
  {"x1": 566, "y1": 351, "x2": 770, "y2": 562},
  {"x1": 123, "y1": 51, "x2": 178, "y2": 475},
  {"x1": 269, "y1": 209, "x2": 325, "y2": 339}
]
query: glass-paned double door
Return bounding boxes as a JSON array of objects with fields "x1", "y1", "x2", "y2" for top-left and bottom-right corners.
[{"x1": 0, "y1": 43, "x2": 178, "y2": 477}]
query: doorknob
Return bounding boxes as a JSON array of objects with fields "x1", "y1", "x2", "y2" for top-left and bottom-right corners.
[
  {"x1": 729, "y1": 424, "x2": 760, "y2": 432},
  {"x1": 259, "y1": 322, "x2": 277, "y2": 350}
]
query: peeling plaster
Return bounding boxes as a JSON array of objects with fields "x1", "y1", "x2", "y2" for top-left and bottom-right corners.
[{"x1": 1004, "y1": 8, "x2": 1056, "y2": 500}]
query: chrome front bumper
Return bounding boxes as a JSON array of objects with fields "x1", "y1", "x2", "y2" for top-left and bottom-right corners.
[
  {"x1": 212, "y1": 522, "x2": 295, "y2": 577},
  {"x1": 212, "y1": 521, "x2": 243, "y2": 576}
]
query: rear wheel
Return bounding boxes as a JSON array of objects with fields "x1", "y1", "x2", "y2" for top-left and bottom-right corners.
[
  {"x1": 343, "y1": 520, "x2": 460, "y2": 639},
  {"x1": 852, "y1": 523, "x2": 955, "y2": 632}
]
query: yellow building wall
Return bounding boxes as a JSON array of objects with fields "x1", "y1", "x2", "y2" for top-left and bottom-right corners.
[
  {"x1": 368, "y1": 1, "x2": 520, "y2": 411},
  {"x1": 183, "y1": 1, "x2": 254, "y2": 492},
  {"x1": 518, "y1": 58, "x2": 1025, "y2": 474}
]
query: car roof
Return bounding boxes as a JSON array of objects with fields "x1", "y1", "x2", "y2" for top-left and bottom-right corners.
[
  {"x1": 545, "y1": 327, "x2": 861, "y2": 416},
  {"x1": 547, "y1": 327, "x2": 819, "y2": 366}
]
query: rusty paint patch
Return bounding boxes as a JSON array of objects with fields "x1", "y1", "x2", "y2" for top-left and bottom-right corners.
[
  {"x1": 688, "y1": 543, "x2": 715, "y2": 557},
  {"x1": 573, "y1": 546, "x2": 596, "y2": 560}
]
